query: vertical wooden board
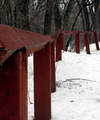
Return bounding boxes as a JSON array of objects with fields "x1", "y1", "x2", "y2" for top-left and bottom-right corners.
[
  {"x1": 56, "y1": 34, "x2": 62, "y2": 62},
  {"x1": 84, "y1": 33, "x2": 90, "y2": 54},
  {"x1": 22, "y1": 51, "x2": 28, "y2": 120},
  {"x1": 51, "y1": 41, "x2": 56, "y2": 93},
  {"x1": 61, "y1": 33, "x2": 64, "y2": 50},
  {"x1": 34, "y1": 43, "x2": 51, "y2": 120},
  {"x1": 0, "y1": 51, "x2": 28, "y2": 120},
  {"x1": 94, "y1": 31, "x2": 99, "y2": 50},
  {"x1": 76, "y1": 33, "x2": 80, "y2": 54}
]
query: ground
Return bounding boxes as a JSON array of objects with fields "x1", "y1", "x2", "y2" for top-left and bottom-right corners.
[{"x1": 28, "y1": 43, "x2": 100, "y2": 120}]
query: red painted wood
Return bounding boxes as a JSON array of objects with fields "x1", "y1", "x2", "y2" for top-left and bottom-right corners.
[
  {"x1": 22, "y1": 50, "x2": 28, "y2": 120},
  {"x1": 51, "y1": 41, "x2": 56, "y2": 93},
  {"x1": 56, "y1": 34, "x2": 62, "y2": 62},
  {"x1": 0, "y1": 43, "x2": 3, "y2": 48},
  {"x1": 0, "y1": 51, "x2": 28, "y2": 120},
  {"x1": 1, "y1": 24, "x2": 99, "y2": 120},
  {"x1": 84, "y1": 33, "x2": 90, "y2": 54},
  {"x1": 94, "y1": 31, "x2": 99, "y2": 50},
  {"x1": 61, "y1": 33, "x2": 64, "y2": 50},
  {"x1": 0, "y1": 24, "x2": 53, "y2": 58},
  {"x1": 34, "y1": 43, "x2": 51, "y2": 120},
  {"x1": 76, "y1": 33, "x2": 80, "y2": 54},
  {"x1": 64, "y1": 31, "x2": 78, "y2": 35},
  {"x1": 50, "y1": 29, "x2": 62, "y2": 40}
]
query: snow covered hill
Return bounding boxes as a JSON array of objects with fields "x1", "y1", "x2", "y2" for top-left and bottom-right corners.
[{"x1": 28, "y1": 43, "x2": 100, "y2": 120}]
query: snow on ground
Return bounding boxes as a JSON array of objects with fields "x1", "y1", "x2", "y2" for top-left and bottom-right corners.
[{"x1": 28, "y1": 43, "x2": 100, "y2": 120}]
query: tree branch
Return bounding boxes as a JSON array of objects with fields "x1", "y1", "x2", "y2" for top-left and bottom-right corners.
[{"x1": 72, "y1": 0, "x2": 96, "y2": 30}]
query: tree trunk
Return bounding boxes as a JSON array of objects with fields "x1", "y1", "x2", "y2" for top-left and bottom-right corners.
[
  {"x1": 15, "y1": 0, "x2": 30, "y2": 30},
  {"x1": 54, "y1": 1, "x2": 62, "y2": 31},
  {"x1": 43, "y1": 0, "x2": 53, "y2": 35},
  {"x1": 82, "y1": 0, "x2": 90, "y2": 31},
  {"x1": 63, "y1": 0, "x2": 75, "y2": 51},
  {"x1": 63, "y1": 0, "x2": 75, "y2": 31},
  {"x1": 99, "y1": 10, "x2": 100, "y2": 41},
  {"x1": 94, "y1": 0, "x2": 100, "y2": 30}
]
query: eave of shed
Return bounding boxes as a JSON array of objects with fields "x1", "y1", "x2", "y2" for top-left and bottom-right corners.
[{"x1": 0, "y1": 24, "x2": 53, "y2": 65}]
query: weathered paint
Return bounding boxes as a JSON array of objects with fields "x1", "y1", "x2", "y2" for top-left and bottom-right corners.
[
  {"x1": 51, "y1": 41, "x2": 56, "y2": 93},
  {"x1": 76, "y1": 33, "x2": 80, "y2": 54},
  {"x1": 94, "y1": 31, "x2": 99, "y2": 50},
  {"x1": 0, "y1": 51, "x2": 28, "y2": 120},
  {"x1": 51, "y1": 30, "x2": 99, "y2": 54},
  {"x1": 34, "y1": 43, "x2": 51, "y2": 120},
  {"x1": 0, "y1": 24, "x2": 99, "y2": 120},
  {"x1": 56, "y1": 34, "x2": 62, "y2": 62},
  {"x1": 84, "y1": 33, "x2": 90, "y2": 54},
  {"x1": 0, "y1": 24, "x2": 53, "y2": 64}
]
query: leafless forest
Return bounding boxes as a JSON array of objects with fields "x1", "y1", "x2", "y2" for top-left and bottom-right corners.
[{"x1": 0, "y1": 0, "x2": 100, "y2": 51}]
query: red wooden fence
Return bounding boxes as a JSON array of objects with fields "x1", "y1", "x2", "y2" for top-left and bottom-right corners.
[
  {"x1": 0, "y1": 24, "x2": 56, "y2": 120},
  {"x1": 51, "y1": 30, "x2": 99, "y2": 62},
  {"x1": 64, "y1": 30, "x2": 99, "y2": 54},
  {"x1": 0, "y1": 24, "x2": 99, "y2": 120}
]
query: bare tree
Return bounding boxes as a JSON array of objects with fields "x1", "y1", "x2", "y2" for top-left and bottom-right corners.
[
  {"x1": 14, "y1": 0, "x2": 30, "y2": 30},
  {"x1": 0, "y1": 0, "x2": 99, "y2": 50},
  {"x1": 54, "y1": 0, "x2": 62, "y2": 31},
  {"x1": 43, "y1": 0, "x2": 54, "y2": 35}
]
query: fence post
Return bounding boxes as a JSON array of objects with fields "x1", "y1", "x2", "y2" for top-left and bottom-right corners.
[
  {"x1": 51, "y1": 41, "x2": 56, "y2": 93},
  {"x1": 61, "y1": 33, "x2": 64, "y2": 50},
  {"x1": 56, "y1": 34, "x2": 62, "y2": 62},
  {"x1": 22, "y1": 50, "x2": 28, "y2": 120},
  {"x1": 34, "y1": 43, "x2": 51, "y2": 120},
  {"x1": 75, "y1": 33, "x2": 80, "y2": 54},
  {"x1": 94, "y1": 31, "x2": 99, "y2": 50},
  {"x1": 84, "y1": 33, "x2": 90, "y2": 54},
  {"x1": 0, "y1": 51, "x2": 28, "y2": 120}
]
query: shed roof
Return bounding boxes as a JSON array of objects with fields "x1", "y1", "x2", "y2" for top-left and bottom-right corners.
[{"x1": 0, "y1": 24, "x2": 53, "y2": 65}]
